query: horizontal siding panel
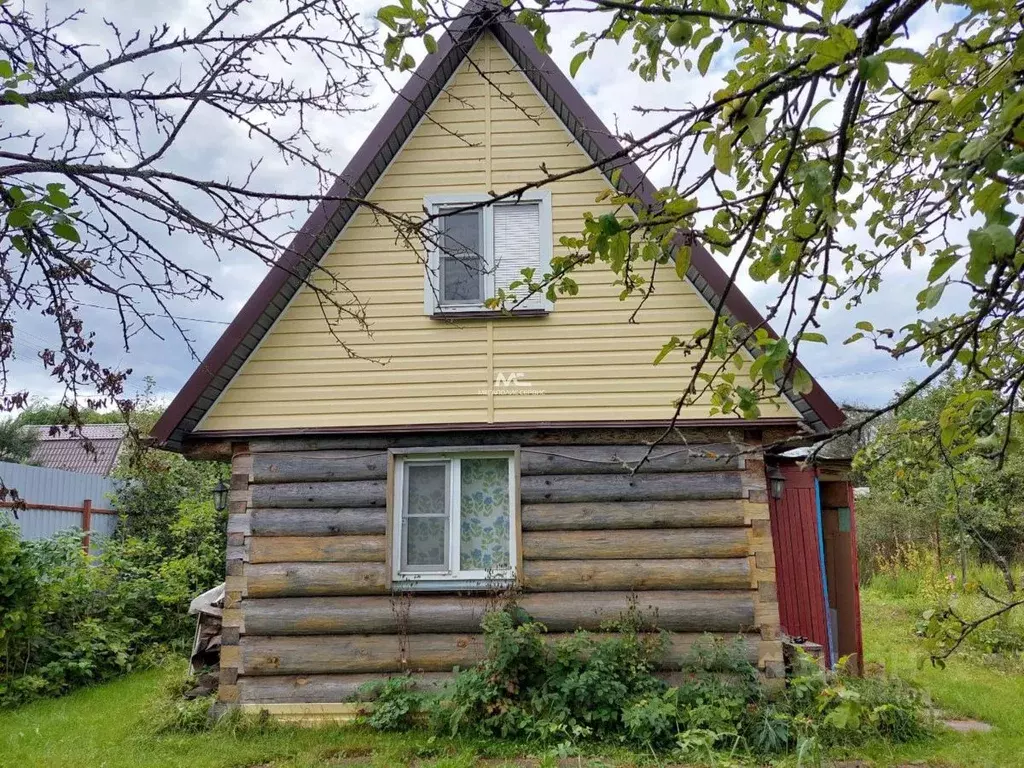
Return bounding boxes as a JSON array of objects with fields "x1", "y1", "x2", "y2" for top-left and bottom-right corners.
[{"x1": 210, "y1": 396, "x2": 489, "y2": 418}]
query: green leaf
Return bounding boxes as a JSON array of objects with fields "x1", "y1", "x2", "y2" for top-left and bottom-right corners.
[
  {"x1": 855, "y1": 320, "x2": 874, "y2": 332},
  {"x1": 4, "y1": 89, "x2": 27, "y2": 106},
  {"x1": 423, "y1": 34, "x2": 437, "y2": 55},
  {"x1": 376, "y1": 5, "x2": 403, "y2": 30},
  {"x1": 745, "y1": 114, "x2": 767, "y2": 144},
  {"x1": 569, "y1": 51, "x2": 587, "y2": 78},
  {"x1": 927, "y1": 253, "x2": 960, "y2": 282},
  {"x1": 798, "y1": 332, "x2": 828, "y2": 344},
  {"x1": 916, "y1": 282, "x2": 945, "y2": 310},
  {"x1": 698, "y1": 37, "x2": 722, "y2": 77},
  {"x1": 674, "y1": 245, "x2": 691, "y2": 280},
  {"x1": 1005, "y1": 153, "x2": 1024, "y2": 174},
  {"x1": 6, "y1": 208, "x2": 31, "y2": 228},
  {"x1": 857, "y1": 55, "x2": 889, "y2": 89},
  {"x1": 52, "y1": 221, "x2": 80, "y2": 243},
  {"x1": 0, "y1": 60, "x2": 12, "y2": 79},
  {"x1": 984, "y1": 224, "x2": 1015, "y2": 258},
  {"x1": 966, "y1": 228, "x2": 995, "y2": 284},
  {"x1": 792, "y1": 367, "x2": 814, "y2": 395},
  {"x1": 654, "y1": 336, "x2": 681, "y2": 365},
  {"x1": 714, "y1": 137, "x2": 733, "y2": 175},
  {"x1": 877, "y1": 47, "x2": 925, "y2": 65}
]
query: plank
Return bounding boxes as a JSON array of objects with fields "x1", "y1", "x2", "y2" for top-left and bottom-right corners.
[
  {"x1": 522, "y1": 528, "x2": 749, "y2": 560},
  {"x1": 521, "y1": 500, "x2": 748, "y2": 530},
  {"x1": 519, "y1": 472, "x2": 744, "y2": 504},
  {"x1": 249, "y1": 536, "x2": 386, "y2": 564},
  {"x1": 242, "y1": 590, "x2": 755, "y2": 635},
  {"x1": 250, "y1": 508, "x2": 386, "y2": 536},
  {"x1": 250, "y1": 480, "x2": 387, "y2": 509},
  {"x1": 519, "y1": 444, "x2": 742, "y2": 475},
  {"x1": 251, "y1": 451, "x2": 388, "y2": 484},
  {"x1": 246, "y1": 563, "x2": 388, "y2": 598},
  {"x1": 522, "y1": 558, "x2": 751, "y2": 591}
]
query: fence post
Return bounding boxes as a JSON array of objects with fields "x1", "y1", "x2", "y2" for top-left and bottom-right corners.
[{"x1": 82, "y1": 499, "x2": 92, "y2": 554}]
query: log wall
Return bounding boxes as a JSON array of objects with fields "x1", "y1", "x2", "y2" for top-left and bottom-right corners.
[{"x1": 218, "y1": 427, "x2": 784, "y2": 709}]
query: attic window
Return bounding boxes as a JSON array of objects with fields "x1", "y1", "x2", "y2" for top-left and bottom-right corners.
[{"x1": 424, "y1": 192, "x2": 552, "y2": 315}]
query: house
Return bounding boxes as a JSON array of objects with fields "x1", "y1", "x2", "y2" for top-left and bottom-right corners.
[
  {"x1": 152, "y1": 3, "x2": 861, "y2": 719},
  {"x1": 29, "y1": 424, "x2": 128, "y2": 476}
]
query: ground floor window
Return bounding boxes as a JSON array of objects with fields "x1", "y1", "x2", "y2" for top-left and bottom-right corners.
[{"x1": 391, "y1": 450, "x2": 517, "y2": 588}]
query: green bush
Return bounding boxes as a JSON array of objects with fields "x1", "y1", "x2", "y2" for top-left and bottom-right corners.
[
  {"x1": 0, "y1": 442, "x2": 228, "y2": 709},
  {"x1": 362, "y1": 606, "x2": 931, "y2": 761}
]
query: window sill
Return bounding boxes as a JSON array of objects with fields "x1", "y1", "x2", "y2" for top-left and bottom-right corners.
[
  {"x1": 430, "y1": 309, "x2": 549, "y2": 321},
  {"x1": 392, "y1": 578, "x2": 516, "y2": 592}
]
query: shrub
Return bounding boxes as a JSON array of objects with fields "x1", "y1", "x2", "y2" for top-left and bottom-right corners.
[
  {"x1": 363, "y1": 604, "x2": 931, "y2": 762},
  {"x1": 0, "y1": 441, "x2": 228, "y2": 709},
  {"x1": 359, "y1": 676, "x2": 426, "y2": 731},
  {"x1": 429, "y1": 607, "x2": 665, "y2": 744}
]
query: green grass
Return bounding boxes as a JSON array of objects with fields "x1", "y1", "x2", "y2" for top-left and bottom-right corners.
[
  {"x1": 850, "y1": 587, "x2": 1024, "y2": 768},
  {"x1": 2, "y1": 591, "x2": 1023, "y2": 767}
]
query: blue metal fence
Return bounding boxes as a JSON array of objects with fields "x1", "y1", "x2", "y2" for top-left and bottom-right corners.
[{"x1": 0, "y1": 461, "x2": 120, "y2": 549}]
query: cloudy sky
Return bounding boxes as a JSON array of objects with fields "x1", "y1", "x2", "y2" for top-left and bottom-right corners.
[{"x1": 6, "y1": 0, "x2": 954, "y2": 414}]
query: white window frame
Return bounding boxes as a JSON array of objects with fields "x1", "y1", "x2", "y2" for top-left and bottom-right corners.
[
  {"x1": 423, "y1": 191, "x2": 553, "y2": 315},
  {"x1": 390, "y1": 447, "x2": 519, "y2": 590}
]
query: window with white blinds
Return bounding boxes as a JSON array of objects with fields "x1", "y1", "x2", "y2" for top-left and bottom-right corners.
[
  {"x1": 493, "y1": 202, "x2": 544, "y2": 311},
  {"x1": 423, "y1": 191, "x2": 552, "y2": 315}
]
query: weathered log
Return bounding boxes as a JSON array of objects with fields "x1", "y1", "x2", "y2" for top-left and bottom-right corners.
[
  {"x1": 522, "y1": 529, "x2": 749, "y2": 560},
  {"x1": 246, "y1": 563, "x2": 388, "y2": 598},
  {"x1": 519, "y1": 473, "x2": 744, "y2": 504},
  {"x1": 242, "y1": 591, "x2": 755, "y2": 635},
  {"x1": 235, "y1": 660, "x2": 762, "y2": 704},
  {"x1": 251, "y1": 452, "x2": 388, "y2": 484},
  {"x1": 241, "y1": 634, "x2": 486, "y2": 675},
  {"x1": 519, "y1": 444, "x2": 742, "y2": 475},
  {"x1": 238, "y1": 672, "x2": 453, "y2": 704},
  {"x1": 247, "y1": 428, "x2": 754, "y2": 454},
  {"x1": 522, "y1": 559, "x2": 751, "y2": 591},
  {"x1": 249, "y1": 536, "x2": 386, "y2": 564},
  {"x1": 521, "y1": 500, "x2": 748, "y2": 531},
  {"x1": 250, "y1": 480, "x2": 386, "y2": 509},
  {"x1": 239, "y1": 631, "x2": 760, "y2": 676},
  {"x1": 250, "y1": 508, "x2": 386, "y2": 537}
]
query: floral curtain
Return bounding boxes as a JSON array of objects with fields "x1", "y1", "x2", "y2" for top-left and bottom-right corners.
[{"x1": 459, "y1": 458, "x2": 510, "y2": 570}]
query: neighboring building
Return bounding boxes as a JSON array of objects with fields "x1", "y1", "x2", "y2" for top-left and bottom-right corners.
[
  {"x1": 153, "y1": 4, "x2": 861, "y2": 719},
  {"x1": 30, "y1": 424, "x2": 128, "y2": 476}
]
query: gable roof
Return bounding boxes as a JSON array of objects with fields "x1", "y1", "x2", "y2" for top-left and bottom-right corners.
[
  {"x1": 152, "y1": 2, "x2": 844, "y2": 450},
  {"x1": 29, "y1": 424, "x2": 128, "y2": 476}
]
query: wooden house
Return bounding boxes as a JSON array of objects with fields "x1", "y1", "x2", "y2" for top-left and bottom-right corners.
[{"x1": 153, "y1": 4, "x2": 861, "y2": 720}]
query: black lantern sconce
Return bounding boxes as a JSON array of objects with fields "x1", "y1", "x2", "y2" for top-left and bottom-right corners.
[
  {"x1": 212, "y1": 478, "x2": 229, "y2": 512},
  {"x1": 767, "y1": 466, "x2": 786, "y2": 500}
]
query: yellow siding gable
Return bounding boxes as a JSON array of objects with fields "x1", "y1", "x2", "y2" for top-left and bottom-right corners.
[{"x1": 196, "y1": 33, "x2": 799, "y2": 433}]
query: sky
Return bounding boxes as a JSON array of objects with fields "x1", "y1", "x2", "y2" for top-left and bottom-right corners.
[{"x1": 5, "y1": 0, "x2": 955, "y2": 414}]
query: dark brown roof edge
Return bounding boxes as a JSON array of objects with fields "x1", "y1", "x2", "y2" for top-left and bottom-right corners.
[
  {"x1": 184, "y1": 416, "x2": 802, "y2": 441},
  {"x1": 153, "y1": 2, "x2": 843, "y2": 449}
]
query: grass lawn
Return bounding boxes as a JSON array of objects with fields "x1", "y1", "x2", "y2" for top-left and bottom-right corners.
[{"x1": 1, "y1": 591, "x2": 1022, "y2": 768}]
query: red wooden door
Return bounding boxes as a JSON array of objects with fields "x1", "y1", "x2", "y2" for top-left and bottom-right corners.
[{"x1": 767, "y1": 465, "x2": 831, "y2": 658}]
